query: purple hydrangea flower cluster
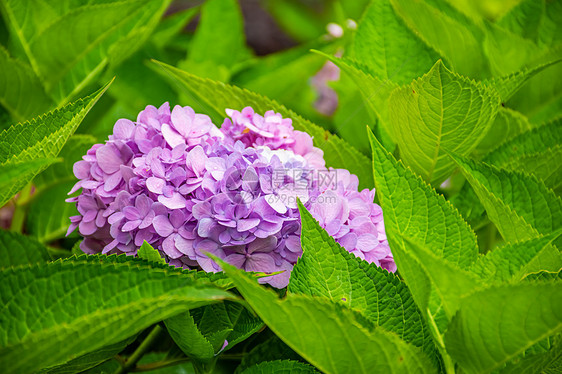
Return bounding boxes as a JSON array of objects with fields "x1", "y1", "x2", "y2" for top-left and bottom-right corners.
[{"x1": 67, "y1": 103, "x2": 394, "y2": 287}]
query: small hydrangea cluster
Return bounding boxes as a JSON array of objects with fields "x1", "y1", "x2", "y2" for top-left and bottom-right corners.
[{"x1": 68, "y1": 103, "x2": 394, "y2": 287}]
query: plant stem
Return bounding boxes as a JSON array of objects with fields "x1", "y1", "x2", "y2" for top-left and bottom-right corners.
[
  {"x1": 10, "y1": 183, "x2": 32, "y2": 233},
  {"x1": 114, "y1": 325, "x2": 163, "y2": 374}
]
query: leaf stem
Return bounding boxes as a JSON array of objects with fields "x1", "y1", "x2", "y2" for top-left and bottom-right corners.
[
  {"x1": 114, "y1": 325, "x2": 163, "y2": 374},
  {"x1": 10, "y1": 183, "x2": 33, "y2": 232}
]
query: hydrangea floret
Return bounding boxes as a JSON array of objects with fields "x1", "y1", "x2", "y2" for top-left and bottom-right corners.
[{"x1": 67, "y1": 103, "x2": 394, "y2": 287}]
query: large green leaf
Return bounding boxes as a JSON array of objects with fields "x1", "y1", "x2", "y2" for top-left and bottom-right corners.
[
  {"x1": 368, "y1": 129, "x2": 480, "y2": 344},
  {"x1": 41, "y1": 336, "x2": 136, "y2": 374},
  {"x1": 508, "y1": 45, "x2": 562, "y2": 124},
  {"x1": 444, "y1": 283, "x2": 562, "y2": 373},
  {"x1": 503, "y1": 145, "x2": 562, "y2": 194},
  {"x1": 453, "y1": 155, "x2": 562, "y2": 243},
  {"x1": 290, "y1": 203, "x2": 440, "y2": 367},
  {"x1": 0, "y1": 46, "x2": 52, "y2": 122},
  {"x1": 470, "y1": 232, "x2": 562, "y2": 283},
  {"x1": 368, "y1": 123, "x2": 478, "y2": 269},
  {"x1": 496, "y1": 0, "x2": 544, "y2": 42},
  {"x1": 0, "y1": 158, "x2": 59, "y2": 207},
  {"x1": 387, "y1": 60, "x2": 500, "y2": 184},
  {"x1": 28, "y1": 0, "x2": 169, "y2": 103},
  {"x1": 150, "y1": 7, "x2": 199, "y2": 50},
  {"x1": 500, "y1": 335, "x2": 562, "y2": 374},
  {"x1": 386, "y1": 232, "x2": 481, "y2": 337},
  {"x1": 482, "y1": 59, "x2": 562, "y2": 102},
  {"x1": 485, "y1": 117, "x2": 562, "y2": 165},
  {"x1": 472, "y1": 107, "x2": 532, "y2": 157},
  {"x1": 0, "y1": 81, "x2": 109, "y2": 165},
  {"x1": 390, "y1": 0, "x2": 487, "y2": 78},
  {"x1": 0, "y1": 229, "x2": 50, "y2": 268},
  {"x1": 351, "y1": 0, "x2": 439, "y2": 85},
  {"x1": 483, "y1": 21, "x2": 543, "y2": 76},
  {"x1": 536, "y1": 0, "x2": 562, "y2": 48},
  {"x1": 456, "y1": 116, "x2": 560, "y2": 226},
  {"x1": 215, "y1": 257, "x2": 437, "y2": 374},
  {"x1": 62, "y1": 253, "x2": 232, "y2": 287},
  {"x1": 183, "y1": 0, "x2": 250, "y2": 79},
  {"x1": 151, "y1": 61, "x2": 374, "y2": 189},
  {"x1": 497, "y1": 0, "x2": 562, "y2": 49},
  {"x1": 0, "y1": 257, "x2": 233, "y2": 374}
]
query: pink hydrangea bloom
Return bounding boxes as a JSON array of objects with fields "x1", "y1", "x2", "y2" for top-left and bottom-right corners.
[{"x1": 67, "y1": 103, "x2": 394, "y2": 288}]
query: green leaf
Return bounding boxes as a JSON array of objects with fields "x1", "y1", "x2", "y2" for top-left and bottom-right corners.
[
  {"x1": 151, "y1": 61, "x2": 374, "y2": 189},
  {"x1": 165, "y1": 311, "x2": 215, "y2": 362},
  {"x1": 41, "y1": 336, "x2": 136, "y2": 374},
  {"x1": 62, "y1": 254, "x2": 231, "y2": 287},
  {"x1": 387, "y1": 60, "x2": 500, "y2": 184},
  {"x1": 0, "y1": 0, "x2": 54, "y2": 78},
  {"x1": 523, "y1": 270, "x2": 562, "y2": 283},
  {"x1": 390, "y1": 0, "x2": 487, "y2": 78},
  {"x1": 185, "y1": 0, "x2": 250, "y2": 77},
  {"x1": 472, "y1": 107, "x2": 532, "y2": 157},
  {"x1": 0, "y1": 158, "x2": 59, "y2": 207},
  {"x1": 508, "y1": 45, "x2": 562, "y2": 124},
  {"x1": 150, "y1": 7, "x2": 199, "y2": 50},
  {"x1": 0, "y1": 229, "x2": 50, "y2": 268},
  {"x1": 185, "y1": 301, "x2": 264, "y2": 354},
  {"x1": 496, "y1": 0, "x2": 544, "y2": 42},
  {"x1": 0, "y1": 45, "x2": 53, "y2": 122},
  {"x1": 368, "y1": 116, "x2": 478, "y2": 269},
  {"x1": 368, "y1": 129, "x2": 480, "y2": 340},
  {"x1": 0, "y1": 81, "x2": 110, "y2": 165},
  {"x1": 444, "y1": 283, "x2": 562, "y2": 373},
  {"x1": 215, "y1": 256, "x2": 437, "y2": 374},
  {"x1": 290, "y1": 202, "x2": 440, "y2": 367},
  {"x1": 483, "y1": 21, "x2": 543, "y2": 76},
  {"x1": 240, "y1": 360, "x2": 318, "y2": 374},
  {"x1": 497, "y1": 0, "x2": 562, "y2": 49},
  {"x1": 470, "y1": 232, "x2": 562, "y2": 283},
  {"x1": 351, "y1": 0, "x2": 439, "y2": 85},
  {"x1": 536, "y1": 0, "x2": 562, "y2": 48},
  {"x1": 469, "y1": 117, "x2": 562, "y2": 205},
  {"x1": 0, "y1": 257, "x2": 234, "y2": 374},
  {"x1": 237, "y1": 336, "x2": 301, "y2": 373},
  {"x1": 453, "y1": 155, "x2": 562, "y2": 243},
  {"x1": 264, "y1": 0, "x2": 326, "y2": 42},
  {"x1": 28, "y1": 0, "x2": 169, "y2": 103},
  {"x1": 482, "y1": 59, "x2": 562, "y2": 102},
  {"x1": 500, "y1": 335, "x2": 562, "y2": 374},
  {"x1": 388, "y1": 233, "x2": 481, "y2": 331},
  {"x1": 137, "y1": 240, "x2": 166, "y2": 265},
  {"x1": 503, "y1": 145, "x2": 562, "y2": 194}
]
